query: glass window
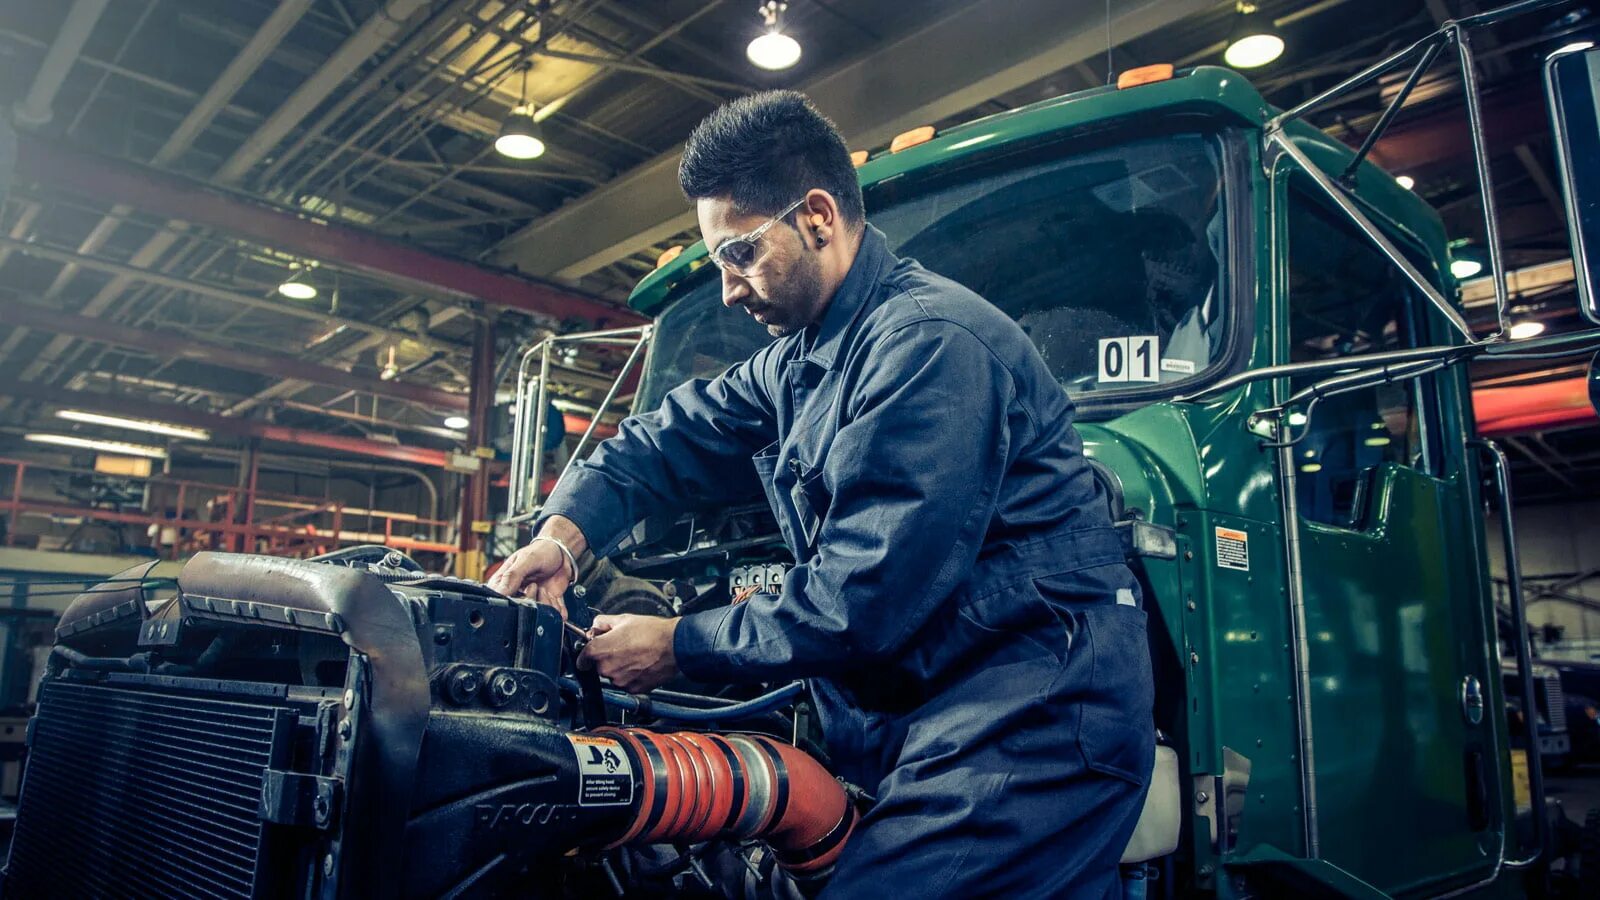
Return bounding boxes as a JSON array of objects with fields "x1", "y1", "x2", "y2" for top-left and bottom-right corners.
[
  {"x1": 872, "y1": 132, "x2": 1228, "y2": 397},
  {"x1": 635, "y1": 133, "x2": 1231, "y2": 413},
  {"x1": 1287, "y1": 191, "x2": 1436, "y2": 529}
]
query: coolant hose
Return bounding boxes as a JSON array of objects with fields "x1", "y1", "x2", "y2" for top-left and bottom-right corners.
[{"x1": 599, "y1": 728, "x2": 857, "y2": 876}]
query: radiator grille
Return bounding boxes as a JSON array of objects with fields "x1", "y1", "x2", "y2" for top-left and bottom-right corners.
[
  {"x1": 4, "y1": 679, "x2": 288, "y2": 899},
  {"x1": 1544, "y1": 672, "x2": 1568, "y2": 732}
]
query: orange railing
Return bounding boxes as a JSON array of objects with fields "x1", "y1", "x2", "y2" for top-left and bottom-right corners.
[{"x1": 0, "y1": 456, "x2": 455, "y2": 563}]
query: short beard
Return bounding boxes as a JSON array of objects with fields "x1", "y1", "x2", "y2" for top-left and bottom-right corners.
[{"x1": 763, "y1": 250, "x2": 824, "y2": 338}]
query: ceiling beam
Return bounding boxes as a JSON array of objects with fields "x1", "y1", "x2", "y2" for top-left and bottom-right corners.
[
  {"x1": 14, "y1": 134, "x2": 641, "y2": 326},
  {"x1": 0, "y1": 235, "x2": 458, "y2": 354},
  {"x1": 5, "y1": 299, "x2": 468, "y2": 412},
  {"x1": 489, "y1": 0, "x2": 1214, "y2": 281},
  {"x1": 1, "y1": 379, "x2": 452, "y2": 468}
]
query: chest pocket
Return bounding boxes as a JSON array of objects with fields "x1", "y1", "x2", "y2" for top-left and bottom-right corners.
[{"x1": 787, "y1": 457, "x2": 830, "y2": 555}]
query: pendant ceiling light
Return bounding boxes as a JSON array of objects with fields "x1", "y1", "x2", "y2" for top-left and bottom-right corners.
[
  {"x1": 1224, "y1": 2, "x2": 1285, "y2": 69},
  {"x1": 748, "y1": 1, "x2": 801, "y2": 70},
  {"x1": 496, "y1": 62, "x2": 546, "y2": 160}
]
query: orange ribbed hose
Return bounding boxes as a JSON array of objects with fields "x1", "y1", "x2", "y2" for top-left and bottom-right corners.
[{"x1": 595, "y1": 727, "x2": 856, "y2": 874}]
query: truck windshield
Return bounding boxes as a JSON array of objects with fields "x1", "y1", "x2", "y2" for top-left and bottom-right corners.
[{"x1": 635, "y1": 132, "x2": 1227, "y2": 413}]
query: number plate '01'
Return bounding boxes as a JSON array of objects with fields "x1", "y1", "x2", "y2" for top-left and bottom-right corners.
[{"x1": 1098, "y1": 336, "x2": 1160, "y2": 383}]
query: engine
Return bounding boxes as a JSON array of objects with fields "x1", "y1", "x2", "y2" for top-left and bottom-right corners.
[{"x1": 1, "y1": 549, "x2": 853, "y2": 899}]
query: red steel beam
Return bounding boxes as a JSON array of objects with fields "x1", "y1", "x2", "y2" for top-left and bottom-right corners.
[
  {"x1": 7, "y1": 299, "x2": 468, "y2": 412},
  {"x1": 13, "y1": 134, "x2": 644, "y2": 326},
  {"x1": 1, "y1": 377, "x2": 453, "y2": 467},
  {"x1": 1473, "y1": 377, "x2": 1598, "y2": 436}
]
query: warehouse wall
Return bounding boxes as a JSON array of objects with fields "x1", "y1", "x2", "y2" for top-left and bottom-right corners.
[{"x1": 1487, "y1": 500, "x2": 1600, "y2": 661}]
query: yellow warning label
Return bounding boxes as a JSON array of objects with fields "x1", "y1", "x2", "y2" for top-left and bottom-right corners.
[{"x1": 1511, "y1": 748, "x2": 1531, "y2": 813}]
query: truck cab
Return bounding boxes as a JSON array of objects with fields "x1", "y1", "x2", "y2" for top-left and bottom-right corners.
[{"x1": 601, "y1": 64, "x2": 1530, "y2": 897}]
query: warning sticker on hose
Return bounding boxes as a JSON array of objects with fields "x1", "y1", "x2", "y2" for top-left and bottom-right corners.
[
  {"x1": 567, "y1": 734, "x2": 633, "y2": 806},
  {"x1": 1215, "y1": 526, "x2": 1250, "y2": 571}
]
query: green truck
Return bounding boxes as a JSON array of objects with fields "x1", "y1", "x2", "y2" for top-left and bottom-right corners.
[{"x1": 508, "y1": 6, "x2": 1600, "y2": 897}]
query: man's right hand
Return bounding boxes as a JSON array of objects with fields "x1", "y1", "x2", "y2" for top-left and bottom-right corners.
[{"x1": 486, "y1": 515, "x2": 589, "y2": 620}]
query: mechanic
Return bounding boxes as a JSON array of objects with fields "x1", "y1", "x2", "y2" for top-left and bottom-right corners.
[{"x1": 488, "y1": 90, "x2": 1154, "y2": 898}]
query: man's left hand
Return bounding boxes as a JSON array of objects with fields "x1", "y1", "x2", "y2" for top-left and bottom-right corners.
[{"x1": 578, "y1": 614, "x2": 680, "y2": 694}]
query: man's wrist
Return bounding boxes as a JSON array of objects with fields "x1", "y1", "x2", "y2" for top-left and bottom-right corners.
[{"x1": 536, "y1": 514, "x2": 589, "y2": 558}]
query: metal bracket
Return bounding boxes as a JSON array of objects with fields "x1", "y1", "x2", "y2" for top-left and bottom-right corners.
[{"x1": 260, "y1": 770, "x2": 342, "y2": 829}]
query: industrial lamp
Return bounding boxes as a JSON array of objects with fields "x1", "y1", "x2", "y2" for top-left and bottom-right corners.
[
  {"x1": 748, "y1": 2, "x2": 801, "y2": 70},
  {"x1": 496, "y1": 63, "x2": 546, "y2": 160},
  {"x1": 1224, "y1": 2, "x2": 1285, "y2": 69},
  {"x1": 1447, "y1": 239, "x2": 1485, "y2": 280},
  {"x1": 278, "y1": 261, "x2": 318, "y2": 300}
]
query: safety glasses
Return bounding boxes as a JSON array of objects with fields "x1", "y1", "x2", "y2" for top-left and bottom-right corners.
[{"x1": 709, "y1": 198, "x2": 807, "y2": 275}]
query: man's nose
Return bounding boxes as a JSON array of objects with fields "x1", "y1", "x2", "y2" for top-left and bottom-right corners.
[{"x1": 721, "y1": 267, "x2": 750, "y2": 307}]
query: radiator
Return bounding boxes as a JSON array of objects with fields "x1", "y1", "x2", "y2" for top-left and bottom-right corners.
[{"x1": 4, "y1": 678, "x2": 293, "y2": 899}]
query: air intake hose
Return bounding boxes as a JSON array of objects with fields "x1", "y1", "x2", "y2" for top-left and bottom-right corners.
[{"x1": 600, "y1": 728, "x2": 857, "y2": 876}]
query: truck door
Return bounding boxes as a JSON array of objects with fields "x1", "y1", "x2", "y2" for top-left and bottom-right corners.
[{"x1": 1275, "y1": 177, "x2": 1497, "y2": 891}]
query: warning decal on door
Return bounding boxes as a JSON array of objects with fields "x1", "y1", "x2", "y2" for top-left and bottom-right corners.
[
  {"x1": 567, "y1": 733, "x2": 633, "y2": 806},
  {"x1": 1215, "y1": 527, "x2": 1250, "y2": 571}
]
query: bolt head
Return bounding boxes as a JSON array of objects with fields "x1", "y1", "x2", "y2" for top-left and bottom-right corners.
[
  {"x1": 1196, "y1": 790, "x2": 1210, "y2": 803},
  {"x1": 571, "y1": 584, "x2": 588, "y2": 599},
  {"x1": 338, "y1": 719, "x2": 352, "y2": 740}
]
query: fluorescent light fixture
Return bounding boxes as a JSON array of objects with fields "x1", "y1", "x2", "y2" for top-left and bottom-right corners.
[
  {"x1": 1450, "y1": 258, "x2": 1484, "y2": 279},
  {"x1": 495, "y1": 109, "x2": 546, "y2": 160},
  {"x1": 278, "y1": 280, "x2": 318, "y2": 300},
  {"x1": 1300, "y1": 462, "x2": 1323, "y2": 473},
  {"x1": 26, "y1": 433, "x2": 167, "y2": 459},
  {"x1": 1555, "y1": 41, "x2": 1595, "y2": 55},
  {"x1": 1288, "y1": 411, "x2": 1308, "y2": 427},
  {"x1": 748, "y1": 1, "x2": 800, "y2": 70},
  {"x1": 1394, "y1": 174, "x2": 1415, "y2": 190},
  {"x1": 1224, "y1": 5, "x2": 1284, "y2": 69},
  {"x1": 443, "y1": 415, "x2": 470, "y2": 430},
  {"x1": 1509, "y1": 320, "x2": 1547, "y2": 339},
  {"x1": 55, "y1": 409, "x2": 209, "y2": 441},
  {"x1": 1364, "y1": 435, "x2": 1392, "y2": 447}
]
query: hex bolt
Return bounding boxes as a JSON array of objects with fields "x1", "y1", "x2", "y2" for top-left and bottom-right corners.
[
  {"x1": 433, "y1": 626, "x2": 451, "y2": 645},
  {"x1": 1196, "y1": 791, "x2": 1210, "y2": 804},
  {"x1": 447, "y1": 668, "x2": 483, "y2": 705},
  {"x1": 384, "y1": 551, "x2": 405, "y2": 568},
  {"x1": 487, "y1": 671, "x2": 520, "y2": 707},
  {"x1": 338, "y1": 719, "x2": 352, "y2": 740}
]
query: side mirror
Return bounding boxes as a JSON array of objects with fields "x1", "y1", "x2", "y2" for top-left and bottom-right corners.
[{"x1": 1544, "y1": 44, "x2": 1600, "y2": 325}]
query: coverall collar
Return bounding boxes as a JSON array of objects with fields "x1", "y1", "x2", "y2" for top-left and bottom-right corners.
[{"x1": 801, "y1": 224, "x2": 895, "y2": 371}]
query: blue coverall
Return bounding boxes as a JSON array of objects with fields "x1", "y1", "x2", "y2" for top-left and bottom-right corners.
[{"x1": 542, "y1": 226, "x2": 1155, "y2": 898}]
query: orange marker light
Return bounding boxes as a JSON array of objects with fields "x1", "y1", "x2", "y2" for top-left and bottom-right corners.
[
  {"x1": 889, "y1": 126, "x2": 935, "y2": 153},
  {"x1": 655, "y1": 245, "x2": 684, "y2": 269},
  {"x1": 1117, "y1": 64, "x2": 1175, "y2": 89},
  {"x1": 850, "y1": 150, "x2": 868, "y2": 167}
]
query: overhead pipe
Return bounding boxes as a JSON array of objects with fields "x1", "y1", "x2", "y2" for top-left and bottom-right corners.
[
  {"x1": 215, "y1": 0, "x2": 431, "y2": 185},
  {"x1": 11, "y1": 0, "x2": 110, "y2": 128}
]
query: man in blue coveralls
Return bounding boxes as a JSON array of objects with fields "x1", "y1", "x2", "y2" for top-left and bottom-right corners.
[{"x1": 488, "y1": 91, "x2": 1154, "y2": 898}]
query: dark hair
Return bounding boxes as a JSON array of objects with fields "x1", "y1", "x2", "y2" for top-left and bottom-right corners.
[{"x1": 678, "y1": 90, "x2": 865, "y2": 228}]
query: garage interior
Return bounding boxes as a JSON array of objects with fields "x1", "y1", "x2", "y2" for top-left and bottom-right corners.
[{"x1": 1, "y1": 0, "x2": 1599, "y2": 897}]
